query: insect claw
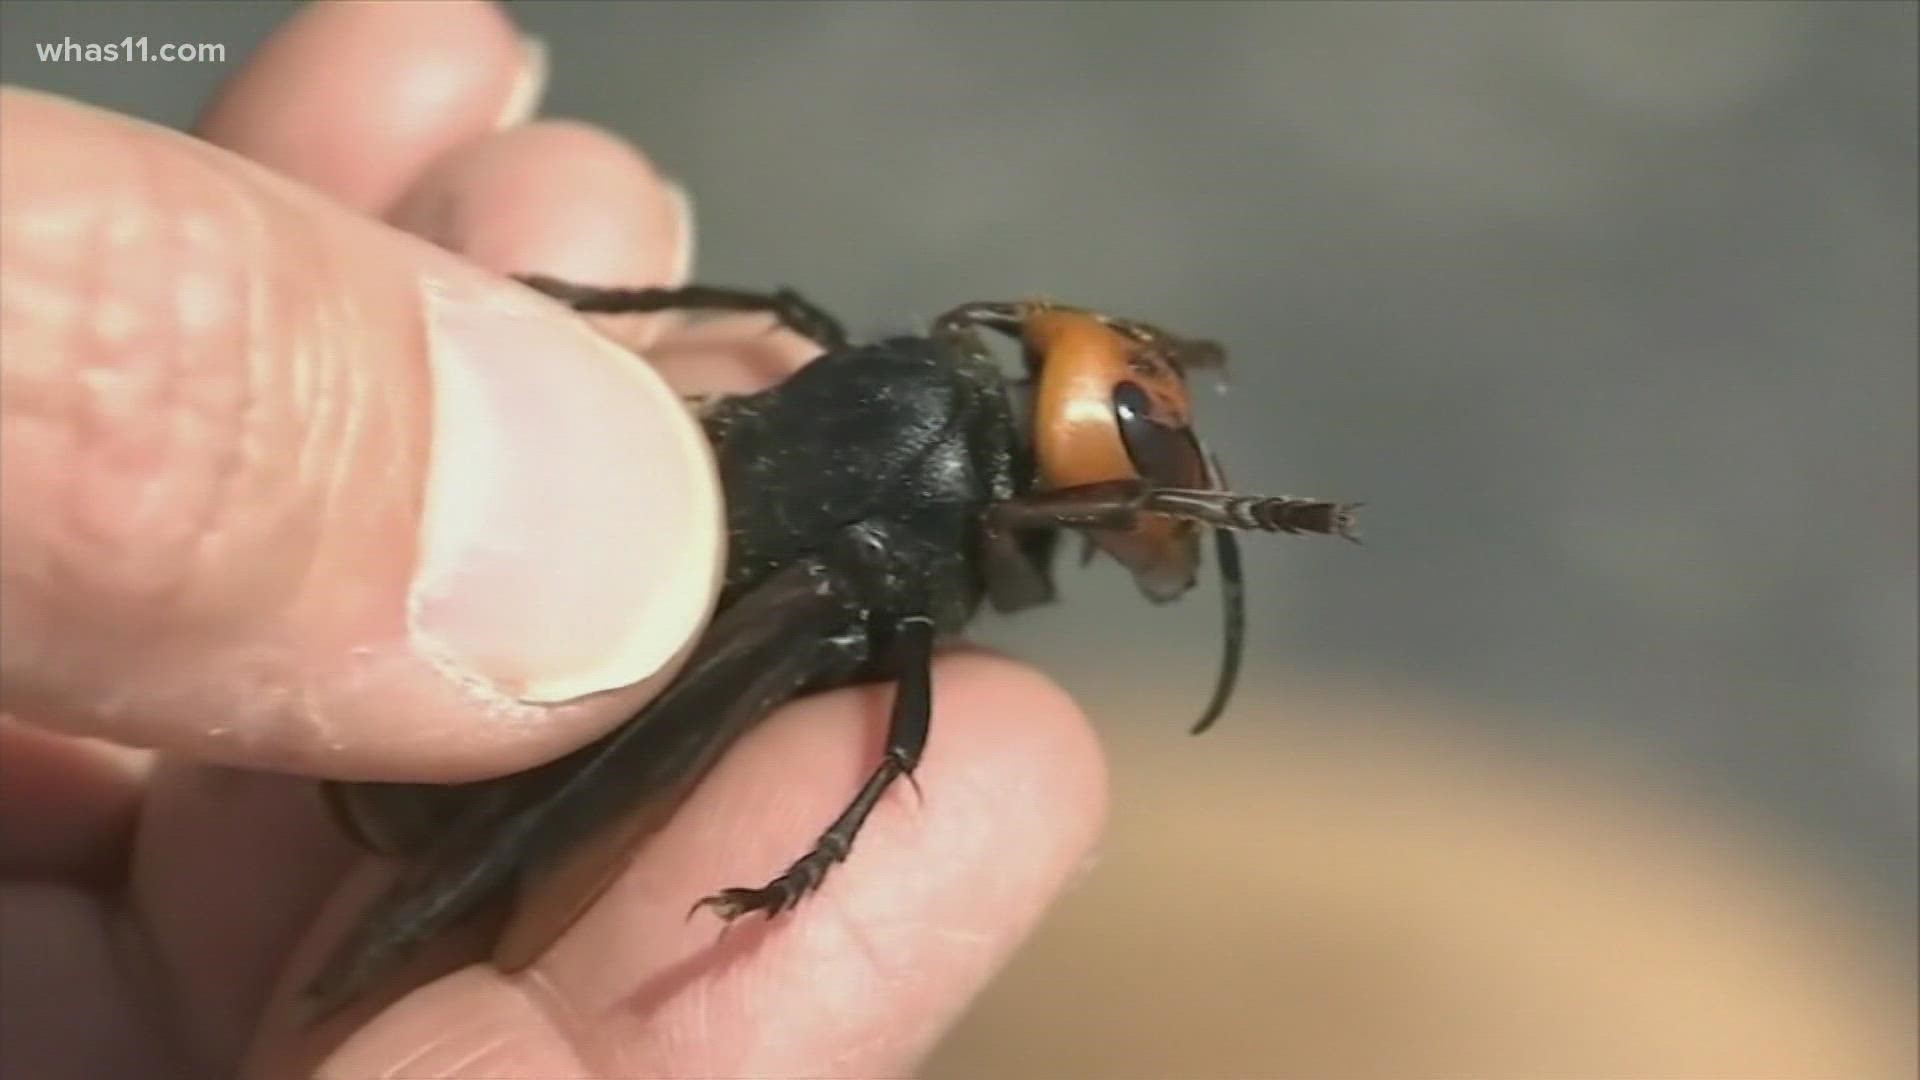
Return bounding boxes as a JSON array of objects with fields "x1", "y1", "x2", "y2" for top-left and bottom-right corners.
[
  {"x1": 689, "y1": 888, "x2": 751, "y2": 923},
  {"x1": 691, "y1": 879, "x2": 804, "y2": 927}
]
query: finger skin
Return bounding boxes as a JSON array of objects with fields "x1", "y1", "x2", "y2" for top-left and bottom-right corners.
[
  {"x1": 112, "y1": 108, "x2": 720, "y2": 1074},
  {"x1": 0, "y1": 90, "x2": 710, "y2": 780},
  {"x1": 385, "y1": 121, "x2": 841, "y2": 391},
  {"x1": 10, "y1": 12, "x2": 1109, "y2": 1078},
  {"x1": 262, "y1": 654, "x2": 1107, "y2": 1079},
  {"x1": 646, "y1": 313, "x2": 829, "y2": 398},
  {"x1": 0, "y1": 717, "x2": 146, "y2": 884},
  {"x1": 2, "y1": 23, "x2": 722, "y2": 1075},
  {"x1": 130, "y1": 763, "x2": 360, "y2": 1074},
  {"x1": 195, "y1": 0, "x2": 538, "y2": 213},
  {"x1": 388, "y1": 120, "x2": 692, "y2": 314},
  {"x1": 4, "y1": 110, "x2": 699, "y2": 871},
  {"x1": 0, "y1": 883, "x2": 177, "y2": 1080}
]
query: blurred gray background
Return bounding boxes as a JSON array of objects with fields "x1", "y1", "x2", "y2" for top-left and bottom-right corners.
[{"x1": 5, "y1": 0, "x2": 1914, "y2": 1066}]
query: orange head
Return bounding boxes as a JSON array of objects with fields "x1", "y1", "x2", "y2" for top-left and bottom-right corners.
[{"x1": 1022, "y1": 306, "x2": 1225, "y2": 602}]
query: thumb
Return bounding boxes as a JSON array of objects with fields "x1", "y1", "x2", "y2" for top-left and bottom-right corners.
[{"x1": 0, "y1": 90, "x2": 722, "y2": 781}]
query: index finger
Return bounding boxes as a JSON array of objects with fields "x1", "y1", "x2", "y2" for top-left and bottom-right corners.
[{"x1": 195, "y1": 0, "x2": 542, "y2": 213}]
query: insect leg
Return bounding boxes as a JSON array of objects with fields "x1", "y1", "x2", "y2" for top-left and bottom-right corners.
[
  {"x1": 980, "y1": 522, "x2": 1057, "y2": 612},
  {"x1": 990, "y1": 481, "x2": 1362, "y2": 542},
  {"x1": 932, "y1": 301, "x2": 1027, "y2": 344},
  {"x1": 692, "y1": 614, "x2": 935, "y2": 921},
  {"x1": 516, "y1": 275, "x2": 849, "y2": 353}
]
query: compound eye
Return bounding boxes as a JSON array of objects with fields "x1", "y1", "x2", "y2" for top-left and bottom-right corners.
[{"x1": 1113, "y1": 380, "x2": 1207, "y2": 488}]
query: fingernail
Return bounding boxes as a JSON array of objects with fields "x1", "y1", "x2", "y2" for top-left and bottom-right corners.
[
  {"x1": 409, "y1": 277, "x2": 722, "y2": 703},
  {"x1": 662, "y1": 179, "x2": 697, "y2": 286},
  {"x1": 495, "y1": 35, "x2": 548, "y2": 129}
]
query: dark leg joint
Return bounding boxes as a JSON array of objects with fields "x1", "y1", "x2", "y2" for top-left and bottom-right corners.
[{"x1": 691, "y1": 615, "x2": 935, "y2": 923}]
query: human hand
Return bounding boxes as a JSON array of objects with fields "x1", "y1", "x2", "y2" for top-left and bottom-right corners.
[{"x1": 0, "y1": 3, "x2": 1106, "y2": 1077}]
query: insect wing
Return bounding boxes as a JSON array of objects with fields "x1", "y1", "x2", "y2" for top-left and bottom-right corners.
[
  {"x1": 493, "y1": 558, "x2": 860, "y2": 969},
  {"x1": 322, "y1": 767, "x2": 566, "y2": 859},
  {"x1": 303, "y1": 558, "x2": 858, "y2": 1019}
]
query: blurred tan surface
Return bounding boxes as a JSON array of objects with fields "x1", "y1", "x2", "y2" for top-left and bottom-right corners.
[{"x1": 926, "y1": 680, "x2": 1913, "y2": 1080}]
